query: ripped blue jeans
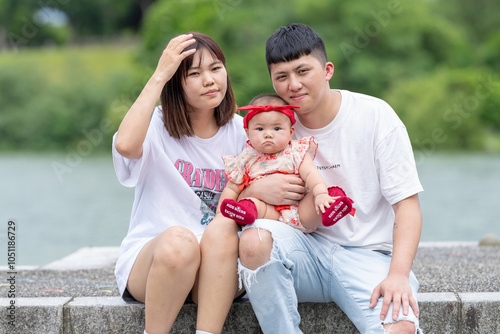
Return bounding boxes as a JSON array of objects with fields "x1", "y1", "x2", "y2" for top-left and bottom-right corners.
[{"x1": 238, "y1": 219, "x2": 422, "y2": 334}]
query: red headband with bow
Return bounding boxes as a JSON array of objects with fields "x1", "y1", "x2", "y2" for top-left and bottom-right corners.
[{"x1": 239, "y1": 104, "x2": 300, "y2": 129}]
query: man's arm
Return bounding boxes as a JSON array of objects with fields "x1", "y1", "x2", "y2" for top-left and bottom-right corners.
[
  {"x1": 239, "y1": 174, "x2": 306, "y2": 206},
  {"x1": 369, "y1": 193, "x2": 422, "y2": 320}
]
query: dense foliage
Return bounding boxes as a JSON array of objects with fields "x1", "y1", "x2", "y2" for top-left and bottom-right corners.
[
  {"x1": 0, "y1": 46, "x2": 141, "y2": 151},
  {"x1": 0, "y1": 0, "x2": 499, "y2": 151}
]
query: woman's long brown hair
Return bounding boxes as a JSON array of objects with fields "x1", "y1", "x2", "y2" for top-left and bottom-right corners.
[{"x1": 159, "y1": 32, "x2": 237, "y2": 138}]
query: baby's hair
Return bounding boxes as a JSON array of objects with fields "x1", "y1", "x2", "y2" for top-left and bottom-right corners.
[
  {"x1": 243, "y1": 93, "x2": 296, "y2": 128},
  {"x1": 248, "y1": 93, "x2": 287, "y2": 106}
]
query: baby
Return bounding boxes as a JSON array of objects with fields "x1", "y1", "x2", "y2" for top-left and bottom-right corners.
[{"x1": 218, "y1": 94, "x2": 354, "y2": 233}]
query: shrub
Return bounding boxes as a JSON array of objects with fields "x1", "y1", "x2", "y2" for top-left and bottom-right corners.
[
  {"x1": 0, "y1": 45, "x2": 140, "y2": 151},
  {"x1": 384, "y1": 68, "x2": 500, "y2": 153}
]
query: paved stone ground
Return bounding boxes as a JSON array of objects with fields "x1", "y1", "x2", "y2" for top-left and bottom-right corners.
[
  {"x1": 2, "y1": 243, "x2": 499, "y2": 299},
  {"x1": 1, "y1": 267, "x2": 119, "y2": 298},
  {"x1": 413, "y1": 244, "x2": 500, "y2": 293}
]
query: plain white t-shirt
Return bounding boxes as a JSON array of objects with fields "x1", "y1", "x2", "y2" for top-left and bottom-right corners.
[
  {"x1": 293, "y1": 90, "x2": 423, "y2": 252},
  {"x1": 112, "y1": 106, "x2": 247, "y2": 296}
]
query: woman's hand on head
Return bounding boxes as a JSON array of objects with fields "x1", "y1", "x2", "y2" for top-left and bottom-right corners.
[{"x1": 153, "y1": 34, "x2": 197, "y2": 84}]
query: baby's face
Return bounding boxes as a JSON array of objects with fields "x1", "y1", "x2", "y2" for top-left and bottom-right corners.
[{"x1": 245, "y1": 111, "x2": 294, "y2": 154}]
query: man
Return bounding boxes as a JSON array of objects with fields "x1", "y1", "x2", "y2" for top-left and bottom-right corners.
[{"x1": 238, "y1": 23, "x2": 423, "y2": 334}]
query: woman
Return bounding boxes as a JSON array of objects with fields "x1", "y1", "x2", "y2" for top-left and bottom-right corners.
[{"x1": 113, "y1": 32, "x2": 246, "y2": 334}]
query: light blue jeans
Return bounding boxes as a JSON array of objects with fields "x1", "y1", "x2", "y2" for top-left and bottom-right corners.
[{"x1": 238, "y1": 219, "x2": 422, "y2": 334}]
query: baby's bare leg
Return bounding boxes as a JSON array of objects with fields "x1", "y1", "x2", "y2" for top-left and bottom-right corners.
[
  {"x1": 240, "y1": 197, "x2": 280, "y2": 221},
  {"x1": 221, "y1": 197, "x2": 281, "y2": 225},
  {"x1": 297, "y1": 191, "x2": 322, "y2": 229}
]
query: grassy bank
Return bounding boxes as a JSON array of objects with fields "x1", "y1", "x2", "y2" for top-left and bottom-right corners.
[
  {"x1": 0, "y1": 44, "x2": 143, "y2": 151},
  {"x1": 1, "y1": 43, "x2": 499, "y2": 153}
]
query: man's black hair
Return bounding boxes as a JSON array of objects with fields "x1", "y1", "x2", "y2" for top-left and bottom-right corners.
[{"x1": 265, "y1": 23, "x2": 327, "y2": 72}]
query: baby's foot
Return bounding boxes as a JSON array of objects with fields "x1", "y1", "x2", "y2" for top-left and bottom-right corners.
[
  {"x1": 220, "y1": 199, "x2": 258, "y2": 225},
  {"x1": 321, "y1": 186, "x2": 355, "y2": 227}
]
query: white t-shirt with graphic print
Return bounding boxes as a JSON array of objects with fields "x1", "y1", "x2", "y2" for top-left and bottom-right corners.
[
  {"x1": 113, "y1": 106, "x2": 247, "y2": 296},
  {"x1": 293, "y1": 90, "x2": 423, "y2": 252}
]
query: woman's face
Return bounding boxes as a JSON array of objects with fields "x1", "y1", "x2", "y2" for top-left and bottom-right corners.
[{"x1": 182, "y1": 48, "x2": 228, "y2": 113}]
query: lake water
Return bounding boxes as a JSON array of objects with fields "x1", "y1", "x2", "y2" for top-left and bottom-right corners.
[{"x1": 1, "y1": 151, "x2": 500, "y2": 265}]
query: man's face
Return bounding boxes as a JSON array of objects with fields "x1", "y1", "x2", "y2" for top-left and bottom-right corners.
[{"x1": 269, "y1": 54, "x2": 332, "y2": 115}]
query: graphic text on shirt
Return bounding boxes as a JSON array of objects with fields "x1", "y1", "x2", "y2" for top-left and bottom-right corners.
[
  {"x1": 175, "y1": 159, "x2": 226, "y2": 224},
  {"x1": 175, "y1": 159, "x2": 226, "y2": 191}
]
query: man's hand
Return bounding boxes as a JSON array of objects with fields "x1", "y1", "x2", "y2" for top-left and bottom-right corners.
[
  {"x1": 369, "y1": 273, "x2": 419, "y2": 321},
  {"x1": 240, "y1": 174, "x2": 306, "y2": 206},
  {"x1": 369, "y1": 194, "x2": 422, "y2": 321}
]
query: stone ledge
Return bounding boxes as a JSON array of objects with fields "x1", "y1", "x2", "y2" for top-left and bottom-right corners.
[
  {"x1": 0, "y1": 297, "x2": 72, "y2": 334},
  {"x1": 43, "y1": 247, "x2": 121, "y2": 271},
  {"x1": 459, "y1": 292, "x2": 500, "y2": 333},
  {"x1": 2, "y1": 244, "x2": 500, "y2": 333},
  {"x1": 2, "y1": 293, "x2": 500, "y2": 333}
]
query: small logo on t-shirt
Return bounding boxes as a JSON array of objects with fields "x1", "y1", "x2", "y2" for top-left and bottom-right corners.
[
  {"x1": 201, "y1": 213, "x2": 212, "y2": 225},
  {"x1": 317, "y1": 164, "x2": 341, "y2": 170},
  {"x1": 199, "y1": 200, "x2": 215, "y2": 225},
  {"x1": 195, "y1": 190, "x2": 218, "y2": 214}
]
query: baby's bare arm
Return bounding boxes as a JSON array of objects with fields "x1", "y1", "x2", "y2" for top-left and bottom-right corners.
[{"x1": 299, "y1": 155, "x2": 336, "y2": 213}]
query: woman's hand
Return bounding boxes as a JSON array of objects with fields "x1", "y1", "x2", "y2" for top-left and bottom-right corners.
[
  {"x1": 115, "y1": 34, "x2": 196, "y2": 159},
  {"x1": 240, "y1": 174, "x2": 306, "y2": 206},
  {"x1": 153, "y1": 34, "x2": 197, "y2": 84}
]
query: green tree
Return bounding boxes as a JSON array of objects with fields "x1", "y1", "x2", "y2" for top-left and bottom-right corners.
[
  {"x1": 436, "y1": 0, "x2": 500, "y2": 74},
  {"x1": 139, "y1": 0, "x2": 474, "y2": 103},
  {"x1": 0, "y1": 46, "x2": 141, "y2": 151},
  {"x1": 385, "y1": 68, "x2": 500, "y2": 152},
  {"x1": 0, "y1": 0, "x2": 155, "y2": 49},
  {"x1": 2, "y1": 0, "x2": 499, "y2": 151},
  {"x1": 63, "y1": 0, "x2": 153, "y2": 39},
  {"x1": 437, "y1": 0, "x2": 499, "y2": 46}
]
